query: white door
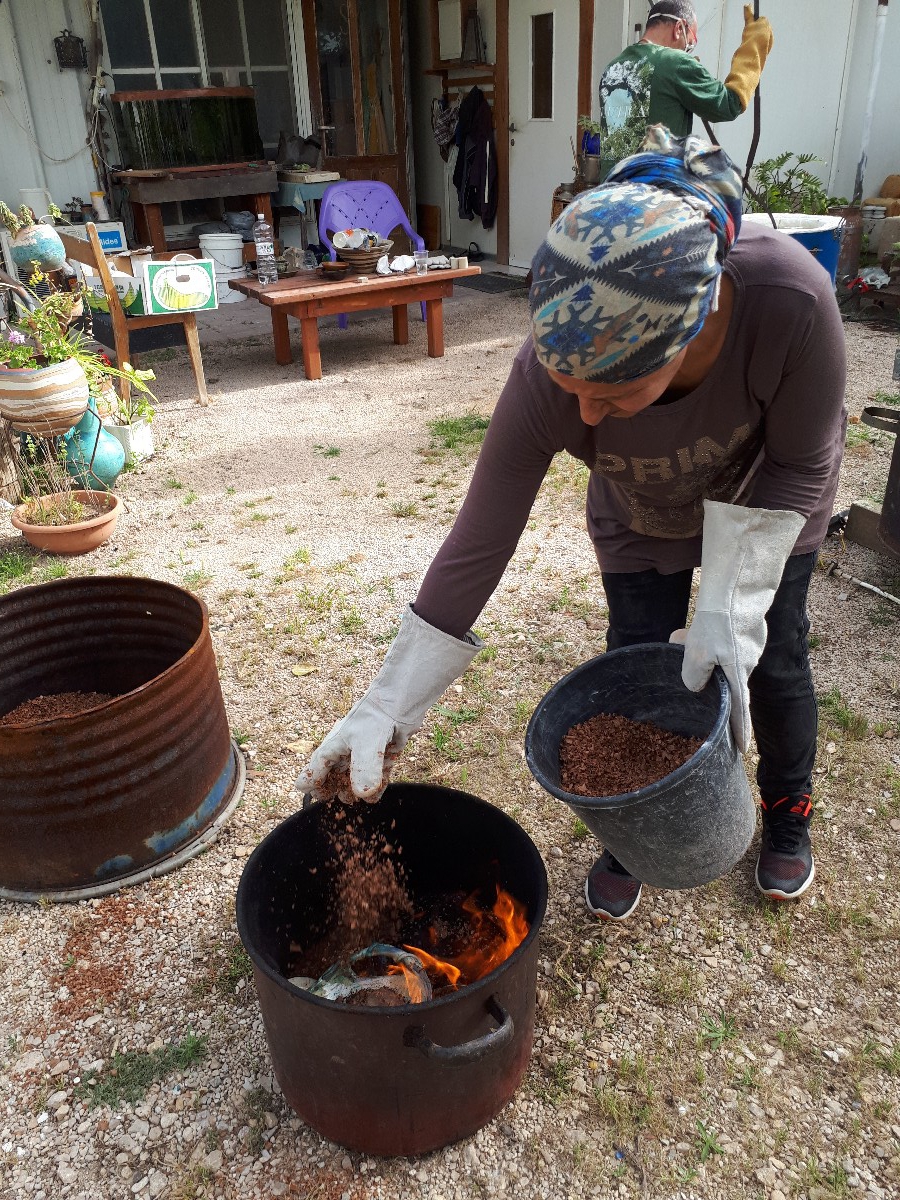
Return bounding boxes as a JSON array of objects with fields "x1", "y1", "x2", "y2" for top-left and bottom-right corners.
[{"x1": 508, "y1": 1, "x2": 580, "y2": 270}]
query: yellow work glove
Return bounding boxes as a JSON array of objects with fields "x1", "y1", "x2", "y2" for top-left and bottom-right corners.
[{"x1": 724, "y1": 5, "x2": 774, "y2": 111}]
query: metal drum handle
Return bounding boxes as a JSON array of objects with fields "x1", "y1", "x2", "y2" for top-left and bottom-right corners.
[
  {"x1": 403, "y1": 995, "x2": 514, "y2": 1065},
  {"x1": 862, "y1": 406, "x2": 900, "y2": 434}
]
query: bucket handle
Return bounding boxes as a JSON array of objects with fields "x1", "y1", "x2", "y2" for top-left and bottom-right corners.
[
  {"x1": 171, "y1": 253, "x2": 196, "y2": 283},
  {"x1": 861, "y1": 405, "x2": 900, "y2": 435},
  {"x1": 403, "y1": 995, "x2": 514, "y2": 1065}
]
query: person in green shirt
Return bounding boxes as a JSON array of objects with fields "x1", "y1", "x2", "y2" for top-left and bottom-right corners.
[{"x1": 599, "y1": 0, "x2": 773, "y2": 161}]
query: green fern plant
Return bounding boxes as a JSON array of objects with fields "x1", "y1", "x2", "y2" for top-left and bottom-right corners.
[{"x1": 747, "y1": 152, "x2": 846, "y2": 216}]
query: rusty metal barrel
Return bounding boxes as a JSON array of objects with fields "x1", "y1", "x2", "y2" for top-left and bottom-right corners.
[
  {"x1": 0, "y1": 577, "x2": 243, "y2": 901},
  {"x1": 862, "y1": 405, "x2": 900, "y2": 557}
]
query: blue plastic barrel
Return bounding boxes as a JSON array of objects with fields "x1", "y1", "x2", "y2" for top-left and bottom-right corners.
[{"x1": 744, "y1": 213, "x2": 844, "y2": 283}]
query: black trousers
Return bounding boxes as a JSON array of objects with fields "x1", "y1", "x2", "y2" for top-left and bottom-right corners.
[{"x1": 600, "y1": 552, "x2": 819, "y2": 802}]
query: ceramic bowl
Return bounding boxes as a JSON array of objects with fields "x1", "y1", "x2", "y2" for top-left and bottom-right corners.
[{"x1": 319, "y1": 261, "x2": 350, "y2": 280}]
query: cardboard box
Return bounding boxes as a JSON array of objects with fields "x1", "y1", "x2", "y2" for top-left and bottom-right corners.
[
  {"x1": 80, "y1": 264, "x2": 146, "y2": 314},
  {"x1": 140, "y1": 257, "x2": 218, "y2": 314},
  {"x1": 66, "y1": 221, "x2": 128, "y2": 254}
]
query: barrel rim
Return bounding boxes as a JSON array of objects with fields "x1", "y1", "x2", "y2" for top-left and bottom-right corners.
[
  {"x1": 524, "y1": 642, "x2": 732, "y2": 810},
  {"x1": 235, "y1": 782, "x2": 549, "y2": 1015},
  {"x1": 0, "y1": 575, "x2": 209, "y2": 729}
]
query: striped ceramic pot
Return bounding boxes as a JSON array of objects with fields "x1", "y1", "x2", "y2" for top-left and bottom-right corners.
[{"x1": 0, "y1": 359, "x2": 90, "y2": 438}]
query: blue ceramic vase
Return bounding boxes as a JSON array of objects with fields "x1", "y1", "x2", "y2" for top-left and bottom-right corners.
[
  {"x1": 581, "y1": 130, "x2": 603, "y2": 156},
  {"x1": 64, "y1": 395, "x2": 126, "y2": 490}
]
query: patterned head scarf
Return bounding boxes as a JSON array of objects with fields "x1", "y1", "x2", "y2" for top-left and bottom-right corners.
[{"x1": 529, "y1": 126, "x2": 743, "y2": 383}]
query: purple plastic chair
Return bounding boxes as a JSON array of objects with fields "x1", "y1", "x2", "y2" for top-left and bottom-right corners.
[{"x1": 318, "y1": 180, "x2": 426, "y2": 329}]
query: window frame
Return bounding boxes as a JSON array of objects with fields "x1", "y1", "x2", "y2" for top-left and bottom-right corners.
[
  {"x1": 529, "y1": 9, "x2": 555, "y2": 123},
  {"x1": 101, "y1": 0, "x2": 303, "y2": 148}
]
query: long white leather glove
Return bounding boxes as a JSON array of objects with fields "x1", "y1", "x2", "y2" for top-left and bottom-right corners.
[
  {"x1": 297, "y1": 605, "x2": 484, "y2": 802},
  {"x1": 671, "y1": 500, "x2": 805, "y2": 752}
]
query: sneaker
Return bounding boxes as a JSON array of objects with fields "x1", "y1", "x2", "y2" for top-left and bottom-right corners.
[
  {"x1": 584, "y1": 849, "x2": 642, "y2": 920},
  {"x1": 756, "y1": 795, "x2": 815, "y2": 900}
]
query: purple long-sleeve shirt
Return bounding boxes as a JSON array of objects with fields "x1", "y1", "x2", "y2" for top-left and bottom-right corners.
[{"x1": 416, "y1": 222, "x2": 847, "y2": 640}]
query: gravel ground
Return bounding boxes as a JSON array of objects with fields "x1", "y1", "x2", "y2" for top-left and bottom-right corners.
[{"x1": 1, "y1": 289, "x2": 899, "y2": 1200}]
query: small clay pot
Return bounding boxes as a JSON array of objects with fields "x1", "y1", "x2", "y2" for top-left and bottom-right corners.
[{"x1": 11, "y1": 490, "x2": 122, "y2": 554}]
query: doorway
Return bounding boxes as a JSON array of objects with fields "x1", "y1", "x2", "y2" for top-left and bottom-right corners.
[
  {"x1": 301, "y1": 0, "x2": 411, "y2": 212},
  {"x1": 507, "y1": 0, "x2": 579, "y2": 269}
]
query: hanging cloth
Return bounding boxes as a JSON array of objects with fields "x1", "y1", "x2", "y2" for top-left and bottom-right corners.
[
  {"x1": 431, "y1": 95, "x2": 460, "y2": 163},
  {"x1": 451, "y1": 86, "x2": 497, "y2": 229}
]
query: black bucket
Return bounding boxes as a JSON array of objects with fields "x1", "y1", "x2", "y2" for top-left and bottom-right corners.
[{"x1": 525, "y1": 643, "x2": 754, "y2": 889}]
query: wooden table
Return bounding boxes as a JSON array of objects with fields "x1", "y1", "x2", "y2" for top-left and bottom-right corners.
[
  {"x1": 114, "y1": 164, "x2": 277, "y2": 253},
  {"x1": 228, "y1": 266, "x2": 482, "y2": 380},
  {"x1": 275, "y1": 179, "x2": 340, "y2": 249}
]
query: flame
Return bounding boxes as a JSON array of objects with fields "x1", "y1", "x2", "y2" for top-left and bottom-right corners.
[
  {"x1": 386, "y1": 961, "x2": 430, "y2": 1003},
  {"x1": 402, "y1": 943, "x2": 462, "y2": 989},
  {"x1": 404, "y1": 885, "x2": 529, "y2": 993}
]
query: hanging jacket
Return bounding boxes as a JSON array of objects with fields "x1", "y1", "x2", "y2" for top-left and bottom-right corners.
[{"x1": 452, "y1": 86, "x2": 498, "y2": 230}]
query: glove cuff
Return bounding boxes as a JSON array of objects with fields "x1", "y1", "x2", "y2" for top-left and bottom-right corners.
[
  {"x1": 697, "y1": 501, "x2": 805, "y2": 604},
  {"x1": 370, "y1": 604, "x2": 484, "y2": 730}
]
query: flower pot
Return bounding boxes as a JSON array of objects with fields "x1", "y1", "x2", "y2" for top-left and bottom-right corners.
[
  {"x1": 581, "y1": 154, "x2": 604, "y2": 185},
  {"x1": 106, "y1": 418, "x2": 155, "y2": 461},
  {"x1": 8, "y1": 222, "x2": 66, "y2": 272},
  {"x1": 63, "y1": 395, "x2": 126, "y2": 489},
  {"x1": 0, "y1": 358, "x2": 89, "y2": 438},
  {"x1": 11, "y1": 489, "x2": 122, "y2": 554}
]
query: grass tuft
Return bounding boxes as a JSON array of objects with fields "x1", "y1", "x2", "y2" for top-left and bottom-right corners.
[
  {"x1": 0, "y1": 548, "x2": 35, "y2": 586},
  {"x1": 695, "y1": 1120, "x2": 723, "y2": 1162},
  {"x1": 700, "y1": 1009, "x2": 738, "y2": 1050},
  {"x1": 74, "y1": 1032, "x2": 208, "y2": 1109},
  {"x1": 819, "y1": 686, "x2": 868, "y2": 740},
  {"x1": 427, "y1": 412, "x2": 490, "y2": 451}
]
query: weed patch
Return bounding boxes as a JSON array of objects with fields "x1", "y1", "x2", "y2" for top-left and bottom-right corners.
[
  {"x1": 0, "y1": 548, "x2": 35, "y2": 589},
  {"x1": 819, "y1": 686, "x2": 868, "y2": 740},
  {"x1": 427, "y1": 412, "x2": 490, "y2": 452},
  {"x1": 75, "y1": 1033, "x2": 208, "y2": 1108}
]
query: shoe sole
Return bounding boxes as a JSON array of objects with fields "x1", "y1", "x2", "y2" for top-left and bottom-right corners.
[
  {"x1": 755, "y1": 857, "x2": 816, "y2": 901},
  {"x1": 583, "y1": 875, "x2": 642, "y2": 921}
]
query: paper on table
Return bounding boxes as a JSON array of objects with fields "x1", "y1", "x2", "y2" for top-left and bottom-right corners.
[
  {"x1": 427, "y1": 255, "x2": 451, "y2": 269},
  {"x1": 376, "y1": 254, "x2": 391, "y2": 275},
  {"x1": 390, "y1": 255, "x2": 415, "y2": 272}
]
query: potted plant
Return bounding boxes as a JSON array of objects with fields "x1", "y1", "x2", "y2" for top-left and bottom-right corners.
[
  {"x1": 9, "y1": 433, "x2": 121, "y2": 555},
  {"x1": 95, "y1": 360, "x2": 157, "y2": 462},
  {"x1": 577, "y1": 115, "x2": 604, "y2": 157},
  {"x1": 0, "y1": 277, "x2": 151, "y2": 444},
  {"x1": 746, "y1": 152, "x2": 854, "y2": 282},
  {"x1": 746, "y1": 152, "x2": 845, "y2": 216},
  {"x1": 0, "y1": 200, "x2": 67, "y2": 273},
  {"x1": 0, "y1": 288, "x2": 91, "y2": 437}
]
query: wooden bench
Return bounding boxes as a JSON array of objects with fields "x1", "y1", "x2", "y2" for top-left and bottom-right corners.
[{"x1": 227, "y1": 266, "x2": 481, "y2": 380}]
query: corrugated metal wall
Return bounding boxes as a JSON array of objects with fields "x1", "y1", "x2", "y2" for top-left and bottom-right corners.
[{"x1": 0, "y1": 0, "x2": 97, "y2": 209}]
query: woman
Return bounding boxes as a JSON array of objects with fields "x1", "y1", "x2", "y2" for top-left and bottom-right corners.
[{"x1": 300, "y1": 128, "x2": 846, "y2": 920}]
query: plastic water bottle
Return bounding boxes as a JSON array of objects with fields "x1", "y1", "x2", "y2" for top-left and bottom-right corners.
[{"x1": 252, "y1": 213, "x2": 278, "y2": 285}]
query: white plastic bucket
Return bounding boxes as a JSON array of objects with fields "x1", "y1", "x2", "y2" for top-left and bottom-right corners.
[
  {"x1": 19, "y1": 188, "x2": 53, "y2": 221},
  {"x1": 214, "y1": 264, "x2": 247, "y2": 304},
  {"x1": 199, "y1": 232, "x2": 244, "y2": 272}
]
